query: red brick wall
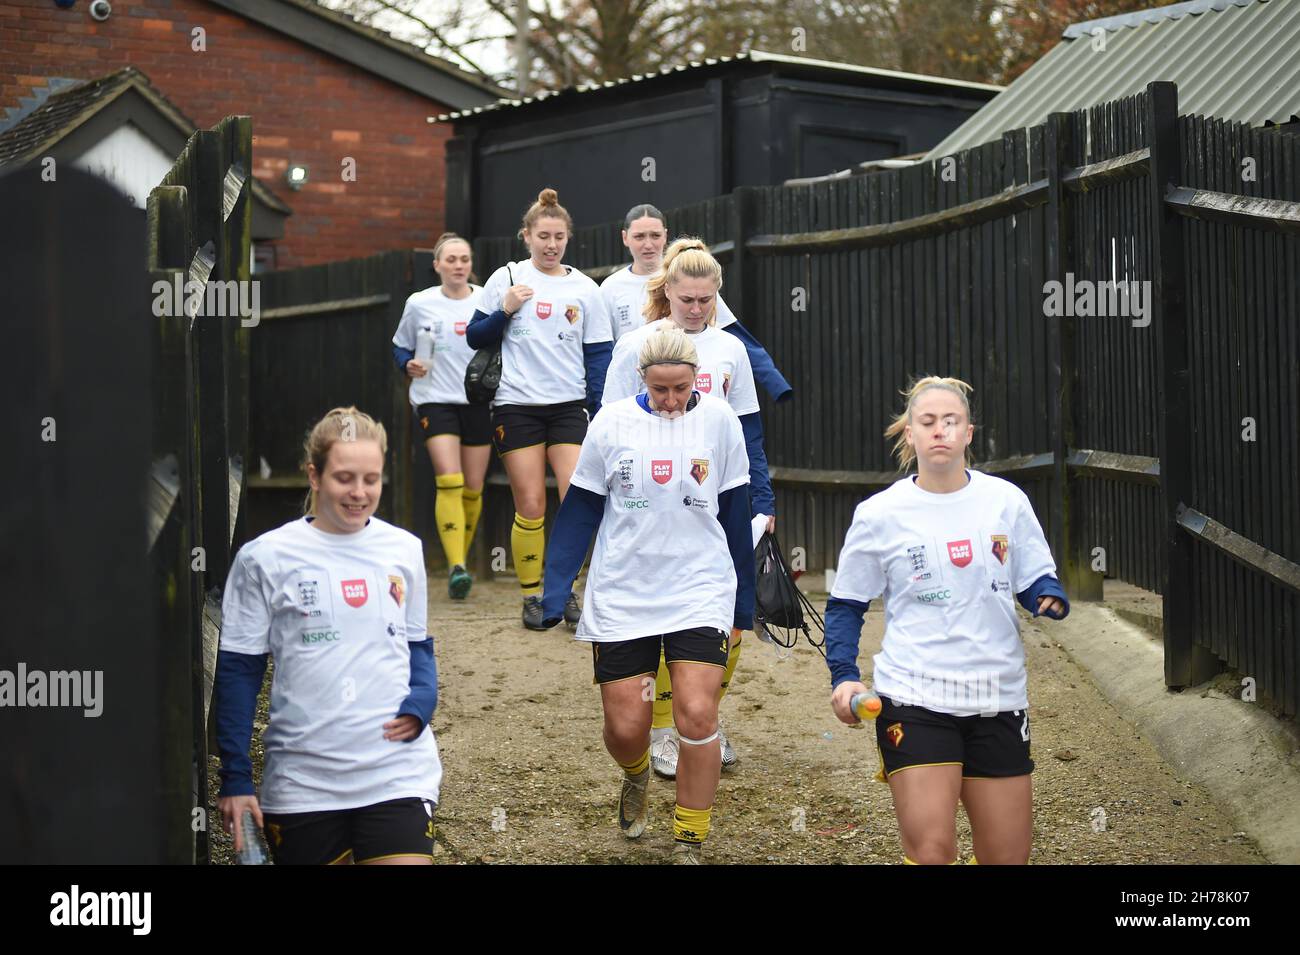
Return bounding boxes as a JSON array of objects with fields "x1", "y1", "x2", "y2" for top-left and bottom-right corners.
[{"x1": 1, "y1": 0, "x2": 455, "y2": 267}]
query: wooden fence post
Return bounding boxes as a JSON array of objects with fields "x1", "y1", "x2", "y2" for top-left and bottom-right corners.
[
  {"x1": 1146, "y1": 81, "x2": 1219, "y2": 687},
  {"x1": 1045, "y1": 112, "x2": 1104, "y2": 600},
  {"x1": 729, "y1": 185, "x2": 762, "y2": 332}
]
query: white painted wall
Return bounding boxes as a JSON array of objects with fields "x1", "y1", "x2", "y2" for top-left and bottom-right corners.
[{"x1": 71, "y1": 123, "x2": 174, "y2": 209}]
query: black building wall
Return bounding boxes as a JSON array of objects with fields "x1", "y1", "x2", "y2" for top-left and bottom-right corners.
[{"x1": 444, "y1": 58, "x2": 997, "y2": 240}]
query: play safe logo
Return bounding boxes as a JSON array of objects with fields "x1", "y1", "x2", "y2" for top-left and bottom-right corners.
[
  {"x1": 651, "y1": 460, "x2": 673, "y2": 484},
  {"x1": 947, "y1": 540, "x2": 972, "y2": 568},
  {"x1": 342, "y1": 579, "x2": 369, "y2": 607}
]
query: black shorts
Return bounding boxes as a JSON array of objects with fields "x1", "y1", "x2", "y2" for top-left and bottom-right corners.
[
  {"x1": 261, "y1": 797, "x2": 436, "y2": 865},
  {"x1": 591, "y1": 627, "x2": 731, "y2": 685},
  {"x1": 417, "y1": 402, "x2": 491, "y2": 445},
  {"x1": 874, "y1": 696, "x2": 1034, "y2": 781},
  {"x1": 491, "y1": 400, "x2": 587, "y2": 455}
]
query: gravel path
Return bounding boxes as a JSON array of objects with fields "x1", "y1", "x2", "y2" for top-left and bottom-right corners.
[{"x1": 209, "y1": 574, "x2": 1267, "y2": 865}]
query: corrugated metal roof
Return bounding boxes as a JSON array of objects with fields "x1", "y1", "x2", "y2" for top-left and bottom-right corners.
[
  {"x1": 926, "y1": 0, "x2": 1299, "y2": 159},
  {"x1": 427, "y1": 50, "x2": 1001, "y2": 125}
]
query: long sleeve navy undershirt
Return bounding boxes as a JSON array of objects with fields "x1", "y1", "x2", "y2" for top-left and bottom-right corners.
[
  {"x1": 739, "y1": 412, "x2": 775, "y2": 517},
  {"x1": 466, "y1": 307, "x2": 509, "y2": 349},
  {"x1": 1017, "y1": 575, "x2": 1070, "y2": 619},
  {"x1": 824, "y1": 596, "x2": 871, "y2": 690},
  {"x1": 541, "y1": 486, "x2": 604, "y2": 626},
  {"x1": 723, "y1": 321, "x2": 793, "y2": 403},
  {"x1": 583, "y1": 340, "x2": 612, "y2": 415},
  {"x1": 718, "y1": 485, "x2": 756, "y2": 630},
  {"x1": 393, "y1": 343, "x2": 415, "y2": 372},
  {"x1": 214, "y1": 649, "x2": 268, "y2": 797},
  {"x1": 823, "y1": 573, "x2": 1070, "y2": 690},
  {"x1": 397, "y1": 637, "x2": 438, "y2": 730}
]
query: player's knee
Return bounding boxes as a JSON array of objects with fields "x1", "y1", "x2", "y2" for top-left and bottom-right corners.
[
  {"x1": 672, "y1": 697, "x2": 717, "y2": 741},
  {"x1": 907, "y1": 840, "x2": 958, "y2": 865},
  {"x1": 514, "y1": 499, "x2": 545, "y2": 521},
  {"x1": 603, "y1": 709, "x2": 650, "y2": 745}
]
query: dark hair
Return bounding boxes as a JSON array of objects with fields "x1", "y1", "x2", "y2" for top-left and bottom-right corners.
[
  {"x1": 518, "y1": 188, "x2": 572, "y2": 241},
  {"x1": 623, "y1": 203, "x2": 666, "y2": 230}
]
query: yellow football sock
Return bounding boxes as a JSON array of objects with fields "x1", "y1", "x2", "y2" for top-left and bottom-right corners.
[
  {"x1": 673, "y1": 805, "x2": 712, "y2": 844},
  {"x1": 619, "y1": 749, "x2": 650, "y2": 777},
  {"x1": 512, "y1": 513, "x2": 545, "y2": 595},
  {"x1": 651, "y1": 650, "x2": 673, "y2": 731},
  {"x1": 719, "y1": 633, "x2": 742, "y2": 702},
  {"x1": 434, "y1": 473, "x2": 466, "y2": 567},
  {"x1": 462, "y1": 486, "x2": 483, "y2": 553}
]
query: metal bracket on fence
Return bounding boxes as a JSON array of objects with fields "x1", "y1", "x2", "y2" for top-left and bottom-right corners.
[
  {"x1": 147, "y1": 453, "x2": 181, "y2": 552},
  {"x1": 1177, "y1": 503, "x2": 1300, "y2": 596}
]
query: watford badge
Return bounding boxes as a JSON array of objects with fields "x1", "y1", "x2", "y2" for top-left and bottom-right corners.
[
  {"x1": 886, "y1": 722, "x2": 905, "y2": 747},
  {"x1": 388, "y1": 574, "x2": 405, "y2": 607},
  {"x1": 690, "y1": 458, "x2": 710, "y2": 485}
]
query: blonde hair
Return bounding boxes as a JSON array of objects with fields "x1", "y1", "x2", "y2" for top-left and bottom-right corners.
[
  {"x1": 637, "y1": 321, "x2": 699, "y2": 376},
  {"x1": 432, "y1": 231, "x2": 477, "y2": 284},
  {"x1": 303, "y1": 406, "x2": 388, "y2": 515},
  {"x1": 433, "y1": 231, "x2": 470, "y2": 261},
  {"x1": 518, "y1": 188, "x2": 572, "y2": 241},
  {"x1": 642, "y1": 237, "x2": 722, "y2": 324},
  {"x1": 883, "y1": 377, "x2": 974, "y2": 471}
]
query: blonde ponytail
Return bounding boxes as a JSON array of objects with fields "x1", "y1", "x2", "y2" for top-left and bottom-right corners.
[{"x1": 883, "y1": 377, "x2": 974, "y2": 471}]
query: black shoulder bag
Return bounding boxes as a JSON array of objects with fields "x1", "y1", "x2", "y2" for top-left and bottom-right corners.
[{"x1": 464, "y1": 265, "x2": 509, "y2": 405}]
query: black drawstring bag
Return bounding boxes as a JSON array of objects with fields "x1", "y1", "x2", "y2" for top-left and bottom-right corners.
[
  {"x1": 753, "y1": 531, "x2": 825, "y2": 655},
  {"x1": 464, "y1": 265, "x2": 509, "y2": 404}
]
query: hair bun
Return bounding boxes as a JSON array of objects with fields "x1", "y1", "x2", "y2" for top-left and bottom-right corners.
[{"x1": 538, "y1": 188, "x2": 559, "y2": 206}]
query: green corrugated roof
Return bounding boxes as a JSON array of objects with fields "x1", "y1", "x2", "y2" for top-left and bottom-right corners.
[{"x1": 926, "y1": 0, "x2": 1299, "y2": 159}]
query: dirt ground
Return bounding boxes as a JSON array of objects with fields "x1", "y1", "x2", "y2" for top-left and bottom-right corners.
[{"x1": 209, "y1": 571, "x2": 1268, "y2": 865}]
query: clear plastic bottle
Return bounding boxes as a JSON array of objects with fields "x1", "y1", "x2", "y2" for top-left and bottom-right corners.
[
  {"x1": 849, "y1": 692, "x2": 882, "y2": 721},
  {"x1": 238, "y1": 810, "x2": 271, "y2": 865}
]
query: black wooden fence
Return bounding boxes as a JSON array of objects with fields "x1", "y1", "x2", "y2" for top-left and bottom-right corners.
[
  {"x1": 147, "y1": 115, "x2": 253, "y2": 864},
  {"x1": 470, "y1": 83, "x2": 1300, "y2": 715},
  {"x1": 1, "y1": 115, "x2": 252, "y2": 862}
]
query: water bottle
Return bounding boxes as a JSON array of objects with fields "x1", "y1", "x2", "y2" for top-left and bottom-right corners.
[
  {"x1": 237, "y1": 810, "x2": 271, "y2": 865},
  {"x1": 849, "y1": 692, "x2": 882, "y2": 721},
  {"x1": 415, "y1": 327, "x2": 436, "y2": 363}
]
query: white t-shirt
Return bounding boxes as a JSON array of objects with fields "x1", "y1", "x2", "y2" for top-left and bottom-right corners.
[
  {"x1": 392, "y1": 284, "x2": 484, "y2": 407},
  {"x1": 219, "y1": 516, "x2": 442, "y2": 813},
  {"x1": 599, "y1": 264, "x2": 738, "y2": 341},
  {"x1": 830, "y1": 470, "x2": 1058, "y2": 716},
  {"x1": 479, "y1": 260, "x2": 612, "y2": 407},
  {"x1": 569, "y1": 393, "x2": 750, "y2": 641},
  {"x1": 601, "y1": 322, "x2": 760, "y2": 416}
]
